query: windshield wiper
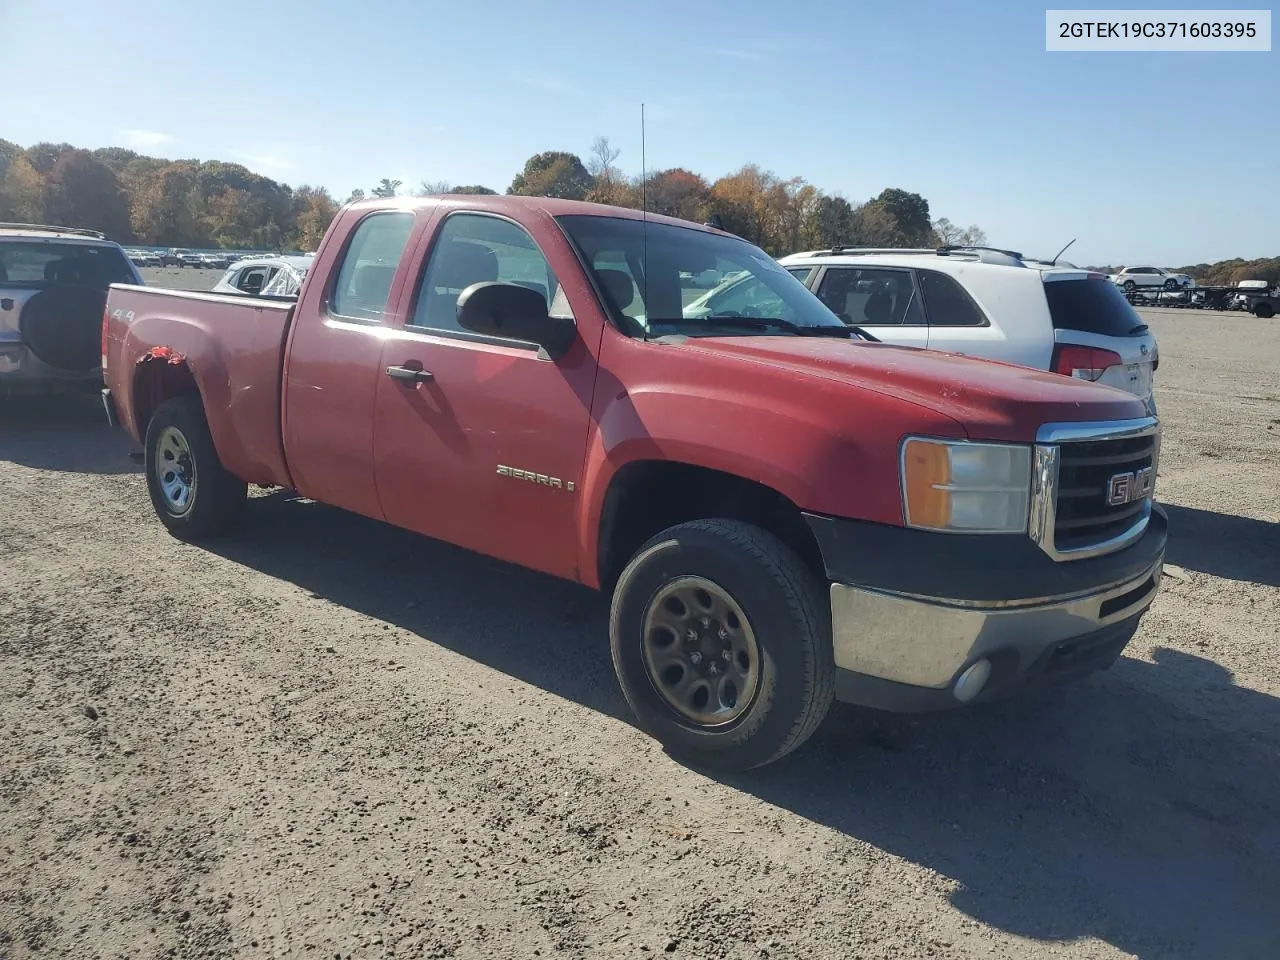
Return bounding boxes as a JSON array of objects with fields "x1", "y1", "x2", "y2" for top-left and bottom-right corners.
[{"x1": 659, "y1": 316, "x2": 879, "y2": 341}]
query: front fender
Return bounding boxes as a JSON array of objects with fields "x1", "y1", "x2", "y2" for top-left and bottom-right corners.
[{"x1": 573, "y1": 375, "x2": 965, "y2": 589}]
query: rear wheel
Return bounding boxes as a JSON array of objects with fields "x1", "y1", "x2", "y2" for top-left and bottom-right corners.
[
  {"x1": 1162, "y1": 278, "x2": 1178, "y2": 291},
  {"x1": 1255, "y1": 302, "x2": 1275, "y2": 319},
  {"x1": 144, "y1": 396, "x2": 246, "y2": 540},
  {"x1": 609, "y1": 519, "x2": 835, "y2": 771},
  {"x1": 1123, "y1": 280, "x2": 1136, "y2": 292}
]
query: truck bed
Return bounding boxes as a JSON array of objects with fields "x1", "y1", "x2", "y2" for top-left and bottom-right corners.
[{"x1": 103, "y1": 284, "x2": 295, "y2": 488}]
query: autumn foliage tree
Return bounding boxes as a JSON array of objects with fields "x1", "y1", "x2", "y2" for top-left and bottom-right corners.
[
  {"x1": 41, "y1": 150, "x2": 132, "y2": 240},
  {"x1": 508, "y1": 151, "x2": 593, "y2": 200},
  {"x1": 2, "y1": 134, "x2": 1003, "y2": 261}
]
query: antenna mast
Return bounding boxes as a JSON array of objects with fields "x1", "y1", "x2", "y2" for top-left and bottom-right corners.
[
  {"x1": 640, "y1": 102, "x2": 647, "y2": 217},
  {"x1": 640, "y1": 102, "x2": 649, "y2": 341},
  {"x1": 1050, "y1": 237, "x2": 1077, "y2": 265}
]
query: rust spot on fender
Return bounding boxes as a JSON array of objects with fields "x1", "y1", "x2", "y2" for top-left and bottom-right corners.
[{"x1": 137, "y1": 345, "x2": 186, "y2": 367}]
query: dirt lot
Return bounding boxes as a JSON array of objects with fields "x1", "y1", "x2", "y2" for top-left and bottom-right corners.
[
  {"x1": 2, "y1": 309, "x2": 1277, "y2": 960},
  {"x1": 137, "y1": 267, "x2": 228, "y2": 293}
]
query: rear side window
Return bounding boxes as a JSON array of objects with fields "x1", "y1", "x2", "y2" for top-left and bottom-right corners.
[
  {"x1": 916, "y1": 270, "x2": 986, "y2": 327},
  {"x1": 0, "y1": 241, "x2": 135, "y2": 288},
  {"x1": 330, "y1": 212, "x2": 415, "y2": 320},
  {"x1": 1044, "y1": 278, "x2": 1145, "y2": 337}
]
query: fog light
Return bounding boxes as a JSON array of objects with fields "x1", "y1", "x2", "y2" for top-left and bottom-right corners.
[{"x1": 953, "y1": 659, "x2": 992, "y2": 703}]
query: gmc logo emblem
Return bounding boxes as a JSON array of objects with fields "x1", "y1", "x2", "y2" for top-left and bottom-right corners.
[{"x1": 1106, "y1": 466, "x2": 1154, "y2": 507}]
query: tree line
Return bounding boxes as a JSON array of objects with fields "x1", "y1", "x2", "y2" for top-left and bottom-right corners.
[
  {"x1": 0, "y1": 139, "x2": 340, "y2": 251},
  {"x1": 1, "y1": 135, "x2": 989, "y2": 256},
  {"x1": 411, "y1": 137, "x2": 989, "y2": 256},
  {"x1": 10, "y1": 135, "x2": 1271, "y2": 283}
]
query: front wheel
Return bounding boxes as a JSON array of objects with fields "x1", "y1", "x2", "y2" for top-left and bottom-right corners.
[
  {"x1": 144, "y1": 396, "x2": 246, "y2": 540},
  {"x1": 1123, "y1": 280, "x2": 1136, "y2": 292},
  {"x1": 609, "y1": 519, "x2": 835, "y2": 772},
  {"x1": 1255, "y1": 302, "x2": 1275, "y2": 319}
]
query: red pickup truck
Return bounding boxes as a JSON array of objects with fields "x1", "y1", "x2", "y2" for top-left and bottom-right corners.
[{"x1": 102, "y1": 195, "x2": 1167, "y2": 770}]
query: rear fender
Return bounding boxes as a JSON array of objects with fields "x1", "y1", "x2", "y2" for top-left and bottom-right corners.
[{"x1": 122, "y1": 313, "x2": 289, "y2": 487}]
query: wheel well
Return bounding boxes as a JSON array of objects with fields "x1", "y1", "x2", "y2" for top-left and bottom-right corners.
[
  {"x1": 597, "y1": 461, "x2": 826, "y2": 592},
  {"x1": 131, "y1": 355, "x2": 199, "y2": 436}
]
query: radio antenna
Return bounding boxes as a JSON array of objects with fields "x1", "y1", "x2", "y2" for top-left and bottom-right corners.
[
  {"x1": 640, "y1": 102, "x2": 649, "y2": 342},
  {"x1": 1050, "y1": 237, "x2": 1077, "y2": 266}
]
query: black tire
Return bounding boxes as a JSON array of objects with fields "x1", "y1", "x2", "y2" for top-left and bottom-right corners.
[
  {"x1": 1163, "y1": 278, "x2": 1178, "y2": 291},
  {"x1": 609, "y1": 519, "x2": 835, "y2": 772},
  {"x1": 1123, "y1": 280, "x2": 1136, "y2": 292},
  {"x1": 1255, "y1": 302, "x2": 1275, "y2": 319},
  {"x1": 144, "y1": 396, "x2": 246, "y2": 540}
]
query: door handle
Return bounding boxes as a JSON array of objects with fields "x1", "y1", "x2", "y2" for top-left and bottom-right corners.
[{"x1": 386, "y1": 364, "x2": 433, "y2": 384}]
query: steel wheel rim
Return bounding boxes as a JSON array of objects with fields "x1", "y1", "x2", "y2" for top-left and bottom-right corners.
[
  {"x1": 641, "y1": 576, "x2": 761, "y2": 727},
  {"x1": 155, "y1": 426, "x2": 196, "y2": 514}
]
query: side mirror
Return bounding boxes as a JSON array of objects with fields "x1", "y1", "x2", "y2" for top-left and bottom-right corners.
[{"x1": 456, "y1": 282, "x2": 576, "y2": 359}]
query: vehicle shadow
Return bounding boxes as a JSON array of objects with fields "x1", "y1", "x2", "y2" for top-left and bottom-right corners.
[
  {"x1": 207, "y1": 493, "x2": 1280, "y2": 959},
  {"x1": 1161, "y1": 502, "x2": 1280, "y2": 587},
  {"x1": 725, "y1": 652, "x2": 1280, "y2": 959},
  {"x1": 213, "y1": 491, "x2": 630, "y2": 722},
  {"x1": 0, "y1": 394, "x2": 139, "y2": 475}
]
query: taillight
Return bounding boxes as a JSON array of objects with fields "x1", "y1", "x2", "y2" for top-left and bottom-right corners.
[
  {"x1": 101, "y1": 306, "x2": 110, "y2": 374},
  {"x1": 1051, "y1": 344, "x2": 1122, "y2": 382}
]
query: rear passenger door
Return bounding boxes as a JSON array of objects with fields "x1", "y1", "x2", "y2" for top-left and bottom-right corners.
[
  {"x1": 909, "y1": 268, "x2": 1011, "y2": 360},
  {"x1": 812, "y1": 266, "x2": 928, "y2": 348},
  {"x1": 282, "y1": 209, "x2": 423, "y2": 520}
]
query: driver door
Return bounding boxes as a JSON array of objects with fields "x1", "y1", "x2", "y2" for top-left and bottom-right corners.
[{"x1": 371, "y1": 211, "x2": 597, "y2": 581}]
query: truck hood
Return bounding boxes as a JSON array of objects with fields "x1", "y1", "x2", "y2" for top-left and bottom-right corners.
[{"x1": 681, "y1": 336, "x2": 1149, "y2": 442}]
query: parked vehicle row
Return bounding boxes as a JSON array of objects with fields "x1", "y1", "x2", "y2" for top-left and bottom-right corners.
[
  {"x1": 1120, "y1": 278, "x2": 1278, "y2": 316},
  {"x1": 125, "y1": 247, "x2": 281, "y2": 271},
  {"x1": 101, "y1": 195, "x2": 1167, "y2": 771}
]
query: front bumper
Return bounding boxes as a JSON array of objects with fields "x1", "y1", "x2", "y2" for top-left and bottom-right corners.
[{"x1": 805, "y1": 505, "x2": 1167, "y2": 712}]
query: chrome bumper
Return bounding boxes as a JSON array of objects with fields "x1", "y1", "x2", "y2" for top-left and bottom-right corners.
[{"x1": 829, "y1": 555, "x2": 1164, "y2": 695}]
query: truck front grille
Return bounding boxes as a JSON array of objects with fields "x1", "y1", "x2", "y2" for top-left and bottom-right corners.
[
  {"x1": 1030, "y1": 418, "x2": 1160, "y2": 561},
  {"x1": 1055, "y1": 433, "x2": 1158, "y2": 550}
]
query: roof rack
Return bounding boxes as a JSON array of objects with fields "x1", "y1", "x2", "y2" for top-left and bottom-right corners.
[
  {"x1": 809, "y1": 246, "x2": 938, "y2": 257},
  {"x1": 0, "y1": 222, "x2": 108, "y2": 239},
  {"x1": 797, "y1": 245, "x2": 1028, "y2": 267},
  {"x1": 936, "y1": 244, "x2": 1025, "y2": 263}
]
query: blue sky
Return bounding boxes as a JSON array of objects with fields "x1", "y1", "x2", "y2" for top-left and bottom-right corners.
[{"x1": 1, "y1": 0, "x2": 1275, "y2": 265}]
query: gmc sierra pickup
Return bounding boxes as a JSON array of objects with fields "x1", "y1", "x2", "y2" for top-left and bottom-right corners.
[{"x1": 102, "y1": 195, "x2": 1167, "y2": 771}]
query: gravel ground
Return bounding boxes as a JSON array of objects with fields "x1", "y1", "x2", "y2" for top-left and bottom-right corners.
[
  {"x1": 136, "y1": 267, "x2": 230, "y2": 293},
  {"x1": 2, "y1": 310, "x2": 1277, "y2": 960}
]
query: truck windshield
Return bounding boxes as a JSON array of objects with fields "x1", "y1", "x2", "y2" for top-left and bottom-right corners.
[
  {"x1": 0, "y1": 241, "x2": 136, "y2": 288},
  {"x1": 556, "y1": 215, "x2": 849, "y2": 338}
]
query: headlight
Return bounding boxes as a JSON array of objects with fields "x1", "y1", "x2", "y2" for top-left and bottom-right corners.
[{"x1": 901, "y1": 437, "x2": 1032, "y2": 534}]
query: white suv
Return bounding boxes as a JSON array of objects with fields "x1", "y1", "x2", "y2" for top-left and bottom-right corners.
[
  {"x1": 1108, "y1": 265, "x2": 1193, "y2": 292},
  {"x1": 766, "y1": 245, "x2": 1159, "y2": 414}
]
